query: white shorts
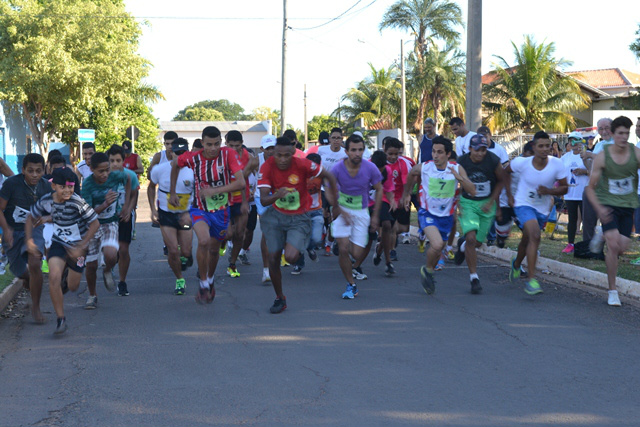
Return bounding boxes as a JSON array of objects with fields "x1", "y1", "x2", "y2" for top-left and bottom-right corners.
[
  {"x1": 331, "y1": 207, "x2": 370, "y2": 248},
  {"x1": 43, "y1": 223, "x2": 54, "y2": 249},
  {"x1": 86, "y1": 222, "x2": 119, "y2": 262}
]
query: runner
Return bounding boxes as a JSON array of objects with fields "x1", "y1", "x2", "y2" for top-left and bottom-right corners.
[
  {"x1": 453, "y1": 134, "x2": 506, "y2": 294},
  {"x1": 192, "y1": 138, "x2": 203, "y2": 152},
  {"x1": 0, "y1": 154, "x2": 50, "y2": 323},
  {"x1": 585, "y1": 116, "x2": 639, "y2": 306},
  {"x1": 81, "y1": 152, "x2": 132, "y2": 309},
  {"x1": 148, "y1": 138, "x2": 194, "y2": 295},
  {"x1": 254, "y1": 135, "x2": 277, "y2": 283},
  {"x1": 169, "y1": 126, "x2": 245, "y2": 304},
  {"x1": 283, "y1": 129, "x2": 306, "y2": 158},
  {"x1": 238, "y1": 149, "x2": 258, "y2": 266},
  {"x1": 26, "y1": 167, "x2": 99, "y2": 334},
  {"x1": 403, "y1": 136, "x2": 474, "y2": 294},
  {"x1": 76, "y1": 142, "x2": 95, "y2": 182},
  {"x1": 107, "y1": 144, "x2": 140, "y2": 296},
  {"x1": 305, "y1": 131, "x2": 330, "y2": 156},
  {"x1": 148, "y1": 131, "x2": 177, "y2": 179},
  {"x1": 122, "y1": 140, "x2": 144, "y2": 240},
  {"x1": 257, "y1": 136, "x2": 339, "y2": 313},
  {"x1": 330, "y1": 133, "x2": 383, "y2": 299},
  {"x1": 451, "y1": 117, "x2": 477, "y2": 157},
  {"x1": 505, "y1": 131, "x2": 568, "y2": 295}
]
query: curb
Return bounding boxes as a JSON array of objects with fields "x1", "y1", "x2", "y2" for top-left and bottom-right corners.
[
  {"x1": 409, "y1": 226, "x2": 640, "y2": 299},
  {"x1": 0, "y1": 277, "x2": 22, "y2": 313}
]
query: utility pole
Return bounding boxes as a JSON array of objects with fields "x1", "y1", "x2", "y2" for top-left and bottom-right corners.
[
  {"x1": 400, "y1": 40, "x2": 407, "y2": 151},
  {"x1": 465, "y1": 0, "x2": 482, "y2": 132},
  {"x1": 304, "y1": 84, "x2": 308, "y2": 148},
  {"x1": 280, "y1": 0, "x2": 288, "y2": 136}
]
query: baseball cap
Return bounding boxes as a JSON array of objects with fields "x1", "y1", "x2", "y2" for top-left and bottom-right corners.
[
  {"x1": 568, "y1": 131, "x2": 583, "y2": 140},
  {"x1": 469, "y1": 134, "x2": 488, "y2": 150},
  {"x1": 261, "y1": 134, "x2": 276, "y2": 149},
  {"x1": 50, "y1": 167, "x2": 77, "y2": 186},
  {"x1": 171, "y1": 138, "x2": 189, "y2": 154},
  {"x1": 318, "y1": 131, "x2": 330, "y2": 145},
  {"x1": 476, "y1": 126, "x2": 491, "y2": 135},
  {"x1": 122, "y1": 140, "x2": 132, "y2": 153},
  {"x1": 353, "y1": 131, "x2": 364, "y2": 138}
]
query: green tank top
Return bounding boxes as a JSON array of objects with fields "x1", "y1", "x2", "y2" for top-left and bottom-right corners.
[{"x1": 595, "y1": 144, "x2": 639, "y2": 208}]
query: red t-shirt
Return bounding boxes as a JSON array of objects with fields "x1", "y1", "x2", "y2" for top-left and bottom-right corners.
[
  {"x1": 388, "y1": 156, "x2": 414, "y2": 203},
  {"x1": 229, "y1": 148, "x2": 251, "y2": 205},
  {"x1": 177, "y1": 147, "x2": 243, "y2": 212},
  {"x1": 257, "y1": 156, "x2": 322, "y2": 215},
  {"x1": 123, "y1": 153, "x2": 140, "y2": 174}
]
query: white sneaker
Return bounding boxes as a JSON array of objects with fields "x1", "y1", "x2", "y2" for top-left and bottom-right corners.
[
  {"x1": 401, "y1": 233, "x2": 411, "y2": 244},
  {"x1": 262, "y1": 271, "x2": 271, "y2": 284},
  {"x1": 608, "y1": 290, "x2": 621, "y2": 307},
  {"x1": 590, "y1": 226, "x2": 604, "y2": 253}
]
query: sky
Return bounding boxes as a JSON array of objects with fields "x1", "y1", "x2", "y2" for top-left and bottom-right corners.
[{"x1": 125, "y1": 0, "x2": 640, "y2": 130}]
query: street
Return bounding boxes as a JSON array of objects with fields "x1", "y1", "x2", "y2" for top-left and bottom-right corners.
[{"x1": 1, "y1": 201, "x2": 640, "y2": 427}]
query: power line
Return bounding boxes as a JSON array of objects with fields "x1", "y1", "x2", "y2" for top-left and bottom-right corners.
[
  {"x1": 290, "y1": 0, "x2": 369, "y2": 31},
  {"x1": 0, "y1": 14, "x2": 330, "y2": 21}
]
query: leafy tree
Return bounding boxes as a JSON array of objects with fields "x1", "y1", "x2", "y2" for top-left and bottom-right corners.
[
  {"x1": 174, "y1": 99, "x2": 248, "y2": 121},
  {"x1": 631, "y1": 24, "x2": 640, "y2": 60},
  {"x1": 0, "y1": 0, "x2": 149, "y2": 155},
  {"x1": 173, "y1": 107, "x2": 224, "y2": 121},
  {"x1": 306, "y1": 115, "x2": 343, "y2": 141},
  {"x1": 250, "y1": 106, "x2": 280, "y2": 123},
  {"x1": 482, "y1": 36, "x2": 589, "y2": 134}
]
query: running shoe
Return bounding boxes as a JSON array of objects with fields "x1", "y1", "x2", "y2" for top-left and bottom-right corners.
[
  {"x1": 589, "y1": 227, "x2": 605, "y2": 254},
  {"x1": 385, "y1": 262, "x2": 396, "y2": 276},
  {"x1": 195, "y1": 287, "x2": 212, "y2": 304},
  {"x1": 332, "y1": 242, "x2": 340, "y2": 256},
  {"x1": 186, "y1": 256, "x2": 193, "y2": 267},
  {"x1": 280, "y1": 254, "x2": 289, "y2": 267},
  {"x1": 238, "y1": 253, "x2": 251, "y2": 265},
  {"x1": 470, "y1": 278, "x2": 482, "y2": 294},
  {"x1": 291, "y1": 265, "x2": 302, "y2": 275},
  {"x1": 324, "y1": 245, "x2": 332, "y2": 256},
  {"x1": 54, "y1": 317, "x2": 67, "y2": 335},
  {"x1": 174, "y1": 278, "x2": 186, "y2": 295},
  {"x1": 102, "y1": 269, "x2": 116, "y2": 292},
  {"x1": 262, "y1": 270, "x2": 271, "y2": 283},
  {"x1": 163, "y1": 245, "x2": 168, "y2": 256},
  {"x1": 524, "y1": 278, "x2": 543, "y2": 295},
  {"x1": 84, "y1": 295, "x2": 98, "y2": 310},
  {"x1": 445, "y1": 249, "x2": 455, "y2": 260},
  {"x1": 307, "y1": 248, "x2": 318, "y2": 262},
  {"x1": 608, "y1": 290, "x2": 621, "y2": 307},
  {"x1": 418, "y1": 239, "x2": 425, "y2": 253},
  {"x1": 117, "y1": 281, "x2": 129, "y2": 296},
  {"x1": 496, "y1": 236, "x2": 506, "y2": 249},
  {"x1": 342, "y1": 284, "x2": 358, "y2": 299},
  {"x1": 41, "y1": 259, "x2": 49, "y2": 274},
  {"x1": 372, "y1": 243, "x2": 382, "y2": 266},
  {"x1": 352, "y1": 267, "x2": 367, "y2": 280},
  {"x1": 509, "y1": 257, "x2": 521, "y2": 282},
  {"x1": 434, "y1": 258, "x2": 445, "y2": 271},
  {"x1": 631, "y1": 256, "x2": 640, "y2": 266},
  {"x1": 270, "y1": 296, "x2": 287, "y2": 314},
  {"x1": 486, "y1": 240, "x2": 495, "y2": 247},
  {"x1": 132, "y1": 230, "x2": 136, "y2": 240},
  {"x1": 561, "y1": 243, "x2": 575, "y2": 254},
  {"x1": 181, "y1": 256, "x2": 188, "y2": 271},
  {"x1": 454, "y1": 237, "x2": 466, "y2": 265},
  {"x1": 420, "y1": 266, "x2": 435, "y2": 295},
  {"x1": 227, "y1": 264, "x2": 241, "y2": 278},
  {"x1": 401, "y1": 233, "x2": 411, "y2": 244},
  {"x1": 390, "y1": 249, "x2": 398, "y2": 261}
]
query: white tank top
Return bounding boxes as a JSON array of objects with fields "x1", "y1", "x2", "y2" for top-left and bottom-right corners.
[{"x1": 419, "y1": 161, "x2": 460, "y2": 217}]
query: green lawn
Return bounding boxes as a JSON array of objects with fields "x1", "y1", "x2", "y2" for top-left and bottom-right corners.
[{"x1": 0, "y1": 269, "x2": 16, "y2": 294}]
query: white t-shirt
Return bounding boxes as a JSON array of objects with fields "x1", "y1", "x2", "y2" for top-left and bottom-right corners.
[
  {"x1": 488, "y1": 141, "x2": 509, "y2": 164},
  {"x1": 561, "y1": 151, "x2": 589, "y2": 201},
  {"x1": 455, "y1": 131, "x2": 477, "y2": 157},
  {"x1": 149, "y1": 161, "x2": 194, "y2": 213},
  {"x1": 510, "y1": 156, "x2": 565, "y2": 215},
  {"x1": 77, "y1": 160, "x2": 92, "y2": 179},
  {"x1": 592, "y1": 139, "x2": 613, "y2": 154},
  {"x1": 318, "y1": 146, "x2": 347, "y2": 170}
]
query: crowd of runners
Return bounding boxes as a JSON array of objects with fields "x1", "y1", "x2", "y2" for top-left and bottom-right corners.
[{"x1": 1, "y1": 115, "x2": 638, "y2": 335}]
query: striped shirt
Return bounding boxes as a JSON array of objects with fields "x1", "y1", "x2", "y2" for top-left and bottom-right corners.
[
  {"x1": 176, "y1": 147, "x2": 243, "y2": 212},
  {"x1": 30, "y1": 193, "x2": 98, "y2": 247}
]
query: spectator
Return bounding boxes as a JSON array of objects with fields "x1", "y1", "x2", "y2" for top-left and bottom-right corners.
[{"x1": 561, "y1": 132, "x2": 589, "y2": 253}]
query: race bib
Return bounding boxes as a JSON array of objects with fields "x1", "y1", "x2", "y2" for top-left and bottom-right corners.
[
  {"x1": 338, "y1": 192, "x2": 363, "y2": 210},
  {"x1": 427, "y1": 178, "x2": 456, "y2": 199},
  {"x1": 98, "y1": 202, "x2": 117, "y2": 219},
  {"x1": 167, "y1": 193, "x2": 190, "y2": 212},
  {"x1": 12, "y1": 206, "x2": 30, "y2": 224},
  {"x1": 275, "y1": 190, "x2": 301, "y2": 211},
  {"x1": 474, "y1": 181, "x2": 491, "y2": 198},
  {"x1": 53, "y1": 223, "x2": 81, "y2": 243},
  {"x1": 527, "y1": 190, "x2": 546, "y2": 206},
  {"x1": 608, "y1": 177, "x2": 634, "y2": 196},
  {"x1": 205, "y1": 193, "x2": 228, "y2": 212}
]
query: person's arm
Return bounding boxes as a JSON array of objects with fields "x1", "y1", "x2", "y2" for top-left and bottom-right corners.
[
  {"x1": 403, "y1": 164, "x2": 421, "y2": 210},
  {"x1": 584, "y1": 152, "x2": 610, "y2": 224},
  {"x1": 199, "y1": 174, "x2": 245, "y2": 199},
  {"x1": 169, "y1": 159, "x2": 181, "y2": 207},
  {"x1": 119, "y1": 173, "x2": 132, "y2": 222},
  {"x1": 68, "y1": 218, "x2": 100, "y2": 261},
  {"x1": 370, "y1": 181, "x2": 383, "y2": 231},
  {"x1": 134, "y1": 155, "x2": 144, "y2": 175},
  {"x1": 147, "y1": 181, "x2": 159, "y2": 224},
  {"x1": 451, "y1": 165, "x2": 476, "y2": 197},
  {"x1": 147, "y1": 152, "x2": 161, "y2": 180},
  {"x1": 24, "y1": 214, "x2": 40, "y2": 256},
  {"x1": 0, "y1": 196, "x2": 14, "y2": 248},
  {"x1": 243, "y1": 157, "x2": 259, "y2": 178},
  {"x1": 318, "y1": 167, "x2": 341, "y2": 217},
  {"x1": 0, "y1": 158, "x2": 14, "y2": 178}
]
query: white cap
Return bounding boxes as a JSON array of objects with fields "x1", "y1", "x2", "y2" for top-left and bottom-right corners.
[
  {"x1": 568, "y1": 131, "x2": 583, "y2": 140},
  {"x1": 353, "y1": 131, "x2": 364, "y2": 138},
  {"x1": 261, "y1": 134, "x2": 276, "y2": 148}
]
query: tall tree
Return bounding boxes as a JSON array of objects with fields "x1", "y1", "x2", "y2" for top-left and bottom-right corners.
[
  {"x1": 173, "y1": 99, "x2": 248, "y2": 121},
  {"x1": 0, "y1": 0, "x2": 149, "y2": 154},
  {"x1": 631, "y1": 24, "x2": 640, "y2": 60},
  {"x1": 483, "y1": 36, "x2": 590, "y2": 134},
  {"x1": 306, "y1": 115, "x2": 343, "y2": 141},
  {"x1": 173, "y1": 107, "x2": 224, "y2": 121}
]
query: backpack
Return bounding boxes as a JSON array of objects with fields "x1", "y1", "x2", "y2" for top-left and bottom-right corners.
[{"x1": 574, "y1": 240, "x2": 605, "y2": 260}]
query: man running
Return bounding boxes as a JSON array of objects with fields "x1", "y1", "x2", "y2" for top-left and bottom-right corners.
[
  {"x1": 454, "y1": 134, "x2": 506, "y2": 294},
  {"x1": 149, "y1": 138, "x2": 194, "y2": 295},
  {"x1": 148, "y1": 131, "x2": 178, "y2": 179},
  {"x1": 255, "y1": 135, "x2": 277, "y2": 283},
  {"x1": 585, "y1": 116, "x2": 640, "y2": 306},
  {"x1": 169, "y1": 126, "x2": 245, "y2": 304},
  {"x1": 257, "y1": 137, "x2": 339, "y2": 313},
  {"x1": 450, "y1": 117, "x2": 477, "y2": 157},
  {"x1": 330, "y1": 133, "x2": 383, "y2": 299},
  {"x1": 76, "y1": 142, "x2": 95, "y2": 182},
  {"x1": 506, "y1": 131, "x2": 567, "y2": 295}
]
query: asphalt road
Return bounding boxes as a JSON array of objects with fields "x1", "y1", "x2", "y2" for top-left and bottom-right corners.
[{"x1": 2, "y1": 201, "x2": 640, "y2": 427}]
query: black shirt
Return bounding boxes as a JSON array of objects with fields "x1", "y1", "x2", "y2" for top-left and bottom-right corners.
[
  {"x1": 0, "y1": 174, "x2": 51, "y2": 231},
  {"x1": 457, "y1": 151, "x2": 501, "y2": 201}
]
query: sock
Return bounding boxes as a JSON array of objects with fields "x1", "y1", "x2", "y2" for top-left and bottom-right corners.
[
  {"x1": 263, "y1": 267, "x2": 269, "y2": 275},
  {"x1": 207, "y1": 275, "x2": 214, "y2": 285},
  {"x1": 239, "y1": 248, "x2": 246, "y2": 255},
  {"x1": 608, "y1": 290, "x2": 618, "y2": 295},
  {"x1": 460, "y1": 241, "x2": 467, "y2": 252},
  {"x1": 199, "y1": 279, "x2": 209, "y2": 290},
  {"x1": 470, "y1": 273, "x2": 479, "y2": 281}
]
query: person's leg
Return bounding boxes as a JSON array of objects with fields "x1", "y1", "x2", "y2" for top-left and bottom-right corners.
[
  {"x1": 178, "y1": 228, "x2": 193, "y2": 259},
  {"x1": 193, "y1": 221, "x2": 212, "y2": 285},
  {"x1": 228, "y1": 210, "x2": 248, "y2": 268},
  {"x1": 603, "y1": 230, "x2": 627, "y2": 291},
  {"x1": 424, "y1": 226, "x2": 445, "y2": 270},
  {"x1": 161, "y1": 226, "x2": 183, "y2": 278},
  {"x1": 381, "y1": 220, "x2": 393, "y2": 263},
  {"x1": 465, "y1": 230, "x2": 479, "y2": 274},
  {"x1": 337, "y1": 237, "x2": 354, "y2": 284},
  {"x1": 47, "y1": 257, "x2": 66, "y2": 319},
  {"x1": 117, "y1": 241, "x2": 130, "y2": 281},
  {"x1": 85, "y1": 260, "x2": 98, "y2": 297},
  {"x1": 268, "y1": 251, "x2": 283, "y2": 297},
  {"x1": 27, "y1": 252, "x2": 44, "y2": 322},
  {"x1": 566, "y1": 200, "x2": 579, "y2": 245},
  {"x1": 522, "y1": 220, "x2": 541, "y2": 280},
  {"x1": 207, "y1": 237, "x2": 222, "y2": 279},
  {"x1": 581, "y1": 192, "x2": 597, "y2": 242}
]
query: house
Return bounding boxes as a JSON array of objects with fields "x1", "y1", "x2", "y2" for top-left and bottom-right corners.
[{"x1": 159, "y1": 120, "x2": 272, "y2": 149}]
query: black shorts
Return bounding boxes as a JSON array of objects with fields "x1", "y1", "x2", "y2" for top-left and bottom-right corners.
[
  {"x1": 496, "y1": 206, "x2": 516, "y2": 226},
  {"x1": 119, "y1": 217, "x2": 132, "y2": 243},
  {"x1": 229, "y1": 203, "x2": 242, "y2": 219},
  {"x1": 247, "y1": 205, "x2": 258, "y2": 231},
  {"x1": 601, "y1": 205, "x2": 634, "y2": 238},
  {"x1": 392, "y1": 205, "x2": 411, "y2": 226},
  {"x1": 379, "y1": 202, "x2": 396, "y2": 225},
  {"x1": 47, "y1": 241, "x2": 86, "y2": 273},
  {"x1": 158, "y1": 208, "x2": 192, "y2": 231}
]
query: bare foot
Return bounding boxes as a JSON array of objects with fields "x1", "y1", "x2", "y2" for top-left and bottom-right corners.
[
  {"x1": 22, "y1": 279, "x2": 30, "y2": 290},
  {"x1": 31, "y1": 308, "x2": 46, "y2": 324}
]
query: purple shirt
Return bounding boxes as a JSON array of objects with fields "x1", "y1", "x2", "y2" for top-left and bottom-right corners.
[{"x1": 330, "y1": 160, "x2": 382, "y2": 210}]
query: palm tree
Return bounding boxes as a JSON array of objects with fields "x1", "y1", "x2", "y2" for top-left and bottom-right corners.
[{"x1": 482, "y1": 36, "x2": 590, "y2": 134}]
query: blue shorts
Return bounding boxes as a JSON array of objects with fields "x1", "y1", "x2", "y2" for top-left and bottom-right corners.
[
  {"x1": 190, "y1": 207, "x2": 229, "y2": 240},
  {"x1": 418, "y1": 209, "x2": 454, "y2": 241},
  {"x1": 514, "y1": 206, "x2": 548, "y2": 230}
]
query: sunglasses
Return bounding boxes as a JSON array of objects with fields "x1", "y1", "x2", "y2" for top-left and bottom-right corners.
[{"x1": 569, "y1": 139, "x2": 584, "y2": 145}]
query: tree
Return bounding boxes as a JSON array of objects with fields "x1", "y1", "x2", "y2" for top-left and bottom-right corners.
[
  {"x1": 631, "y1": 24, "x2": 640, "y2": 60},
  {"x1": 173, "y1": 99, "x2": 248, "y2": 121},
  {"x1": 173, "y1": 107, "x2": 224, "y2": 121},
  {"x1": 0, "y1": 0, "x2": 149, "y2": 155},
  {"x1": 306, "y1": 115, "x2": 343, "y2": 141},
  {"x1": 482, "y1": 36, "x2": 590, "y2": 134}
]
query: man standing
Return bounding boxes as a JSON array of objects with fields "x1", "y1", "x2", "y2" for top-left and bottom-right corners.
[
  {"x1": 76, "y1": 142, "x2": 95, "y2": 182},
  {"x1": 417, "y1": 118, "x2": 438, "y2": 163},
  {"x1": 258, "y1": 137, "x2": 339, "y2": 313},
  {"x1": 450, "y1": 117, "x2": 477, "y2": 157},
  {"x1": 561, "y1": 132, "x2": 589, "y2": 254},
  {"x1": 454, "y1": 134, "x2": 506, "y2": 294}
]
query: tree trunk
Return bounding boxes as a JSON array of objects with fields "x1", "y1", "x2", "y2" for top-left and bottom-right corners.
[{"x1": 412, "y1": 88, "x2": 430, "y2": 134}]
